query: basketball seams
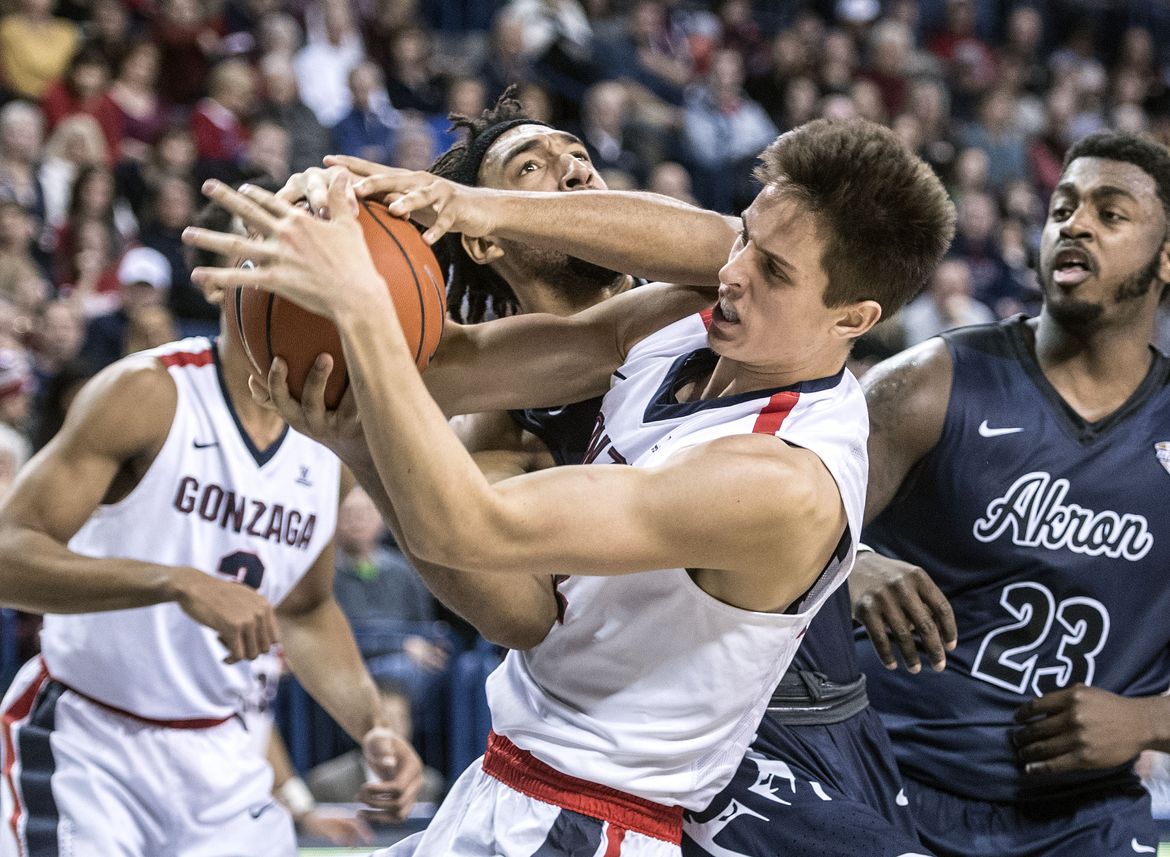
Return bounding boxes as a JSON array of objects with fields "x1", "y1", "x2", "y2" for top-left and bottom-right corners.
[{"x1": 362, "y1": 200, "x2": 426, "y2": 365}]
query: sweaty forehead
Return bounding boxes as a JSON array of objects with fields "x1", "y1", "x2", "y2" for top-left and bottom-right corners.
[
  {"x1": 1060, "y1": 156, "x2": 1160, "y2": 204},
  {"x1": 478, "y1": 125, "x2": 583, "y2": 185}
]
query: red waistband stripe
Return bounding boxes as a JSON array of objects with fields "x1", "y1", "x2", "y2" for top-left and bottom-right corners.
[{"x1": 482, "y1": 731, "x2": 682, "y2": 845}]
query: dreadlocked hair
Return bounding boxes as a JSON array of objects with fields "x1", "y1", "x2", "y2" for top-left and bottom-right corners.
[{"x1": 429, "y1": 85, "x2": 531, "y2": 323}]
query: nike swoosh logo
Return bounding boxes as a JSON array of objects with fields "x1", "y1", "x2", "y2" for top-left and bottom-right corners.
[
  {"x1": 249, "y1": 800, "x2": 278, "y2": 820},
  {"x1": 193, "y1": 440, "x2": 219, "y2": 449},
  {"x1": 1131, "y1": 838, "x2": 1155, "y2": 853},
  {"x1": 978, "y1": 420, "x2": 1024, "y2": 438}
]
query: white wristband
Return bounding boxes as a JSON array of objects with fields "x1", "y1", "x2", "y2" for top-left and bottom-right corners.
[{"x1": 279, "y1": 776, "x2": 316, "y2": 818}]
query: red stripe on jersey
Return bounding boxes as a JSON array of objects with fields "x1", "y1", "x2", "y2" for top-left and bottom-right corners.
[
  {"x1": 3, "y1": 662, "x2": 48, "y2": 854},
  {"x1": 752, "y1": 390, "x2": 800, "y2": 435},
  {"x1": 699, "y1": 307, "x2": 714, "y2": 329},
  {"x1": 482, "y1": 731, "x2": 682, "y2": 844},
  {"x1": 603, "y1": 823, "x2": 627, "y2": 856},
  {"x1": 159, "y1": 349, "x2": 213, "y2": 369}
]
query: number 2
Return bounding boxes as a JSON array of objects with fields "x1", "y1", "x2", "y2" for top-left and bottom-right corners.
[{"x1": 217, "y1": 551, "x2": 265, "y2": 590}]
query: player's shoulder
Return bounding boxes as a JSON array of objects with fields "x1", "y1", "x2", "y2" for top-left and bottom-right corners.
[
  {"x1": 58, "y1": 351, "x2": 179, "y2": 455},
  {"x1": 609, "y1": 282, "x2": 714, "y2": 356},
  {"x1": 672, "y1": 433, "x2": 837, "y2": 509}
]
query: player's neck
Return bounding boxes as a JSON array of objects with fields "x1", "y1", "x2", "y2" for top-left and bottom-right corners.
[
  {"x1": 214, "y1": 336, "x2": 286, "y2": 447},
  {"x1": 1031, "y1": 311, "x2": 1157, "y2": 422}
]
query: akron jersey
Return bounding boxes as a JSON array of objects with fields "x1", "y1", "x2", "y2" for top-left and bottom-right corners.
[
  {"x1": 861, "y1": 316, "x2": 1170, "y2": 802},
  {"x1": 487, "y1": 309, "x2": 869, "y2": 810},
  {"x1": 40, "y1": 338, "x2": 340, "y2": 722}
]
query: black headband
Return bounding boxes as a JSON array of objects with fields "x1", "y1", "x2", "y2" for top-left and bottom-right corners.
[{"x1": 448, "y1": 118, "x2": 552, "y2": 187}]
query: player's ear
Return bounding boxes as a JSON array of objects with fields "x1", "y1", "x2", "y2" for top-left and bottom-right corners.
[
  {"x1": 462, "y1": 234, "x2": 505, "y2": 266},
  {"x1": 1157, "y1": 233, "x2": 1170, "y2": 286},
  {"x1": 832, "y1": 300, "x2": 881, "y2": 341}
]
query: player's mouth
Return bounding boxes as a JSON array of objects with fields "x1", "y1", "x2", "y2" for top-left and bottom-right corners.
[
  {"x1": 1051, "y1": 245, "x2": 1095, "y2": 288},
  {"x1": 713, "y1": 296, "x2": 740, "y2": 324}
]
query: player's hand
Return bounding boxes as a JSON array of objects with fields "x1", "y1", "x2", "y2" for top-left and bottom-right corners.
[
  {"x1": 1014, "y1": 685, "x2": 1162, "y2": 775},
  {"x1": 251, "y1": 354, "x2": 365, "y2": 457},
  {"x1": 296, "y1": 807, "x2": 375, "y2": 846},
  {"x1": 185, "y1": 178, "x2": 389, "y2": 321},
  {"x1": 357, "y1": 727, "x2": 424, "y2": 823},
  {"x1": 403, "y1": 635, "x2": 449, "y2": 672},
  {"x1": 170, "y1": 568, "x2": 279, "y2": 663},
  {"x1": 330, "y1": 155, "x2": 499, "y2": 245},
  {"x1": 275, "y1": 165, "x2": 361, "y2": 221},
  {"x1": 850, "y1": 550, "x2": 957, "y2": 673}
]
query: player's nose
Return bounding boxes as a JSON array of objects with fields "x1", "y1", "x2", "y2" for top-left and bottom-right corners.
[{"x1": 559, "y1": 154, "x2": 596, "y2": 191}]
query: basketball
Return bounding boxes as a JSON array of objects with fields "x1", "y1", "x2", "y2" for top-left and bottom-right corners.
[{"x1": 226, "y1": 200, "x2": 446, "y2": 408}]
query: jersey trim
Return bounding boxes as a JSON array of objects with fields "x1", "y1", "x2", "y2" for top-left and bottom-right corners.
[
  {"x1": 159, "y1": 349, "x2": 214, "y2": 369},
  {"x1": 482, "y1": 731, "x2": 683, "y2": 844},
  {"x1": 752, "y1": 390, "x2": 800, "y2": 435},
  {"x1": 2, "y1": 662, "x2": 45, "y2": 851},
  {"x1": 643, "y1": 347, "x2": 845, "y2": 423},
  {"x1": 210, "y1": 339, "x2": 288, "y2": 467}
]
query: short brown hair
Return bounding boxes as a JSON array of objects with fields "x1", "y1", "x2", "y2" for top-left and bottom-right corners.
[{"x1": 754, "y1": 119, "x2": 954, "y2": 315}]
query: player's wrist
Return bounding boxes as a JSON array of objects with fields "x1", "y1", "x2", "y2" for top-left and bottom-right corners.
[
  {"x1": 160, "y1": 565, "x2": 199, "y2": 605},
  {"x1": 1142, "y1": 694, "x2": 1170, "y2": 752},
  {"x1": 280, "y1": 775, "x2": 317, "y2": 820}
]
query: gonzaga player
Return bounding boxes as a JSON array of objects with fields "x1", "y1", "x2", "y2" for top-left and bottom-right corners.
[
  {"x1": 0, "y1": 304, "x2": 421, "y2": 854},
  {"x1": 858, "y1": 131, "x2": 1170, "y2": 856},
  {"x1": 185, "y1": 118, "x2": 954, "y2": 857}
]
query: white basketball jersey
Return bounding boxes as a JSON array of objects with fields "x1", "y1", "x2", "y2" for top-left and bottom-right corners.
[
  {"x1": 41, "y1": 338, "x2": 340, "y2": 721},
  {"x1": 487, "y1": 310, "x2": 868, "y2": 809}
]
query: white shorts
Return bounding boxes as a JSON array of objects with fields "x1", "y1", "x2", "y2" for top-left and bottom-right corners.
[
  {"x1": 376, "y1": 731, "x2": 682, "y2": 857},
  {"x1": 0, "y1": 658, "x2": 296, "y2": 857}
]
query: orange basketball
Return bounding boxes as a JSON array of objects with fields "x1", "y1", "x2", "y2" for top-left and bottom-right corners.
[{"x1": 227, "y1": 200, "x2": 445, "y2": 409}]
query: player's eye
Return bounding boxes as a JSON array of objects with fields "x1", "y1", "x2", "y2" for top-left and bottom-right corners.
[
  {"x1": 1050, "y1": 206, "x2": 1071, "y2": 220},
  {"x1": 1101, "y1": 209, "x2": 1124, "y2": 222},
  {"x1": 519, "y1": 161, "x2": 540, "y2": 175}
]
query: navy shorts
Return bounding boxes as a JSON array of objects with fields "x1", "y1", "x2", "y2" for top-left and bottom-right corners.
[
  {"x1": 909, "y1": 777, "x2": 1158, "y2": 857},
  {"x1": 683, "y1": 706, "x2": 930, "y2": 857}
]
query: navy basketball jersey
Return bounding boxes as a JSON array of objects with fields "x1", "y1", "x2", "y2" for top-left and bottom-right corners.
[
  {"x1": 861, "y1": 316, "x2": 1170, "y2": 802},
  {"x1": 509, "y1": 397, "x2": 603, "y2": 466}
]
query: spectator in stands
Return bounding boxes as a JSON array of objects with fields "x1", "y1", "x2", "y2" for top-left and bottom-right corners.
[
  {"x1": 258, "y1": 11, "x2": 303, "y2": 59},
  {"x1": 294, "y1": 0, "x2": 365, "y2": 127},
  {"x1": 382, "y1": 25, "x2": 446, "y2": 115},
  {"x1": 332, "y1": 486, "x2": 449, "y2": 757},
  {"x1": 429, "y1": 76, "x2": 487, "y2": 153},
  {"x1": 899, "y1": 257, "x2": 994, "y2": 346},
  {"x1": 29, "y1": 298, "x2": 83, "y2": 392},
  {"x1": 862, "y1": 18, "x2": 913, "y2": 118},
  {"x1": 392, "y1": 118, "x2": 436, "y2": 171},
  {"x1": 79, "y1": 244, "x2": 170, "y2": 370},
  {"x1": 256, "y1": 53, "x2": 331, "y2": 174},
  {"x1": 192, "y1": 59, "x2": 257, "y2": 181},
  {"x1": 88, "y1": 0, "x2": 133, "y2": 69},
  {"x1": 40, "y1": 47, "x2": 122, "y2": 159},
  {"x1": 949, "y1": 189, "x2": 1029, "y2": 317},
  {"x1": 116, "y1": 125, "x2": 198, "y2": 222},
  {"x1": 240, "y1": 120, "x2": 292, "y2": 187},
  {"x1": 577, "y1": 81, "x2": 645, "y2": 183},
  {"x1": 647, "y1": 160, "x2": 697, "y2": 205},
  {"x1": 682, "y1": 47, "x2": 776, "y2": 212},
  {"x1": 152, "y1": 0, "x2": 224, "y2": 106},
  {"x1": 331, "y1": 62, "x2": 401, "y2": 165},
  {"x1": 594, "y1": 0, "x2": 692, "y2": 106},
  {"x1": 138, "y1": 176, "x2": 214, "y2": 337},
  {"x1": 479, "y1": 10, "x2": 536, "y2": 102},
  {"x1": 957, "y1": 89, "x2": 1029, "y2": 190},
  {"x1": 107, "y1": 42, "x2": 168, "y2": 164},
  {"x1": 0, "y1": 0, "x2": 80, "y2": 101},
  {"x1": 0, "y1": 102, "x2": 47, "y2": 229},
  {"x1": 0, "y1": 348, "x2": 35, "y2": 435},
  {"x1": 39, "y1": 115, "x2": 109, "y2": 242}
]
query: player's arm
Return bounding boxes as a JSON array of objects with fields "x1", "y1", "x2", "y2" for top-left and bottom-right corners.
[
  {"x1": 275, "y1": 523, "x2": 423, "y2": 821},
  {"x1": 0, "y1": 358, "x2": 278, "y2": 662},
  {"x1": 423, "y1": 280, "x2": 711, "y2": 416},
  {"x1": 849, "y1": 339, "x2": 957, "y2": 673},
  {"x1": 260, "y1": 382, "x2": 559, "y2": 650},
  {"x1": 321, "y1": 158, "x2": 740, "y2": 287},
  {"x1": 187, "y1": 180, "x2": 843, "y2": 605}
]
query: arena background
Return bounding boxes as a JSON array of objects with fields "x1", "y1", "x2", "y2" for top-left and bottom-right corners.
[{"x1": 1, "y1": 0, "x2": 1169, "y2": 852}]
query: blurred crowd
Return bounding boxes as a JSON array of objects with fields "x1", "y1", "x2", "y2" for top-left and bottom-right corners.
[{"x1": 3, "y1": 0, "x2": 1170, "y2": 788}]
